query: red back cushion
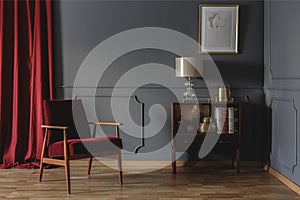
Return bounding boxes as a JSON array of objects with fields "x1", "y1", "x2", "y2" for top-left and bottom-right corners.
[{"x1": 43, "y1": 99, "x2": 91, "y2": 144}]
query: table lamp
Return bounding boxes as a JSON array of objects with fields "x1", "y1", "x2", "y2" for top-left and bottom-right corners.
[{"x1": 175, "y1": 57, "x2": 203, "y2": 101}]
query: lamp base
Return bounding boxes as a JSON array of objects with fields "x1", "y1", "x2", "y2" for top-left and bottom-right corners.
[
  {"x1": 183, "y1": 87, "x2": 197, "y2": 102},
  {"x1": 183, "y1": 78, "x2": 197, "y2": 102}
]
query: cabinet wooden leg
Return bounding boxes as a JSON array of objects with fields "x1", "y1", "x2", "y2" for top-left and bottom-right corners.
[
  {"x1": 172, "y1": 147, "x2": 176, "y2": 174},
  {"x1": 236, "y1": 147, "x2": 240, "y2": 174},
  {"x1": 172, "y1": 161, "x2": 176, "y2": 174}
]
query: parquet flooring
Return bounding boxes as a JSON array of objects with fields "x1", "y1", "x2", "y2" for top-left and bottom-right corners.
[{"x1": 0, "y1": 160, "x2": 299, "y2": 199}]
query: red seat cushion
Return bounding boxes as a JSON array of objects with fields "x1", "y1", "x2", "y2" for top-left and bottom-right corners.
[{"x1": 48, "y1": 136, "x2": 122, "y2": 158}]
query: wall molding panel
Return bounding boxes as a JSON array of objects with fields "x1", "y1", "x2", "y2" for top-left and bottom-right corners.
[
  {"x1": 270, "y1": 98, "x2": 297, "y2": 173},
  {"x1": 268, "y1": 0, "x2": 300, "y2": 80},
  {"x1": 265, "y1": 0, "x2": 300, "y2": 185},
  {"x1": 76, "y1": 95, "x2": 146, "y2": 153}
]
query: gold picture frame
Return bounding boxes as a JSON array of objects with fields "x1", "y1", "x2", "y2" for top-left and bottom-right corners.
[{"x1": 199, "y1": 4, "x2": 239, "y2": 54}]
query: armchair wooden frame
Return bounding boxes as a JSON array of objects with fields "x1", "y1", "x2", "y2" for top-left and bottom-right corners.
[{"x1": 39, "y1": 122, "x2": 123, "y2": 194}]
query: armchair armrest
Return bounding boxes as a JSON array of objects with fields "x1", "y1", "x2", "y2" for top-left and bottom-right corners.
[
  {"x1": 88, "y1": 122, "x2": 122, "y2": 126},
  {"x1": 88, "y1": 122, "x2": 122, "y2": 138},
  {"x1": 40, "y1": 125, "x2": 69, "y2": 154},
  {"x1": 41, "y1": 125, "x2": 69, "y2": 130}
]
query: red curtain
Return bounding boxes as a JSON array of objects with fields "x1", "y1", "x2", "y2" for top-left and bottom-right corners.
[{"x1": 0, "y1": 0, "x2": 53, "y2": 168}]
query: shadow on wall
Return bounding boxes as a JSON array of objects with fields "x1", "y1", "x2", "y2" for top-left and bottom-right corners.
[
  {"x1": 53, "y1": 1, "x2": 64, "y2": 99},
  {"x1": 202, "y1": 60, "x2": 263, "y2": 89}
]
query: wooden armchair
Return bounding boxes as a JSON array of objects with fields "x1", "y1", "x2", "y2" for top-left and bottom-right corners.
[{"x1": 39, "y1": 99, "x2": 123, "y2": 194}]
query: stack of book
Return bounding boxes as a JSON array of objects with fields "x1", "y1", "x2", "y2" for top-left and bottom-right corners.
[{"x1": 215, "y1": 107, "x2": 238, "y2": 134}]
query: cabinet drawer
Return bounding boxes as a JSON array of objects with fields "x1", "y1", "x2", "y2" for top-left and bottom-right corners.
[
  {"x1": 173, "y1": 134, "x2": 239, "y2": 151},
  {"x1": 213, "y1": 137, "x2": 238, "y2": 152}
]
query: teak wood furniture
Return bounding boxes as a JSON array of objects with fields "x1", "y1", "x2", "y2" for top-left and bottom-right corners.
[
  {"x1": 171, "y1": 102, "x2": 241, "y2": 174},
  {"x1": 39, "y1": 99, "x2": 123, "y2": 194}
]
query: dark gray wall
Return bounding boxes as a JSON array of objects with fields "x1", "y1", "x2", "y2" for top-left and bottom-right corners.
[
  {"x1": 264, "y1": 0, "x2": 300, "y2": 186},
  {"x1": 53, "y1": 0, "x2": 265, "y2": 160}
]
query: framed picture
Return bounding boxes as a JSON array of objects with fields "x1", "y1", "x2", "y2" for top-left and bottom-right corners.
[{"x1": 199, "y1": 4, "x2": 239, "y2": 54}]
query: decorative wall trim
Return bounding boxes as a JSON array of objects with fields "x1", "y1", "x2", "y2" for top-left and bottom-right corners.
[
  {"x1": 75, "y1": 95, "x2": 146, "y2": 153},
  {"x1": 270, "y1": 98, "x2": 298, "y2": 173},
  {"x1": 132, "y1": 96, "x2": 145, "y2": 153},
  {"x1": 264, "y1": 88, "x2": 300, "y2": 92},
  {"x1": 269, "y1": 67, "x2": 300, "y2": 80},
  {"x1": 264, "y1": 0, "x2": 271, "y2": 79},
  {"x1": 268, "y1": 0, "x2": 300, "y2": 80},
  {"x1": 57, "y1": 86, "x2": 263, "y2": 90}
]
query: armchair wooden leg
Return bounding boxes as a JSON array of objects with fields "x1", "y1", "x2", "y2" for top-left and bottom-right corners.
[
  {"x1": 65, "y1": 159, "x2": 71, "y2": 194},
  {"x1": 88, "y1": 157, "x2": 93, "y2": 175},
  {"x1": 39, "y1": 129, "x2": 48, "y2": 182},
  {"x1": 118, "y1": 151, "x2": 123, "y2": 185},
  {"x1": 63, "y1": 130, "x2": 71, "y2": 194},
  {"x1": 39, "y1": 163, "x2": 44, "y2": 182}
]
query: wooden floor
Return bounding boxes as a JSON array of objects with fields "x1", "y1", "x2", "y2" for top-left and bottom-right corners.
[{"x1": 0, "y1": 160, "x2": 299, "y2": 200}]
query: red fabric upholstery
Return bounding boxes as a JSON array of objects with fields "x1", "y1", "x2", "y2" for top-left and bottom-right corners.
[
  {"x1": 43, "y1": 99, "x2": 122, "y2": 158},
  {"x1": 48, "y1": 137, "x2": 122, "y2": 157}
]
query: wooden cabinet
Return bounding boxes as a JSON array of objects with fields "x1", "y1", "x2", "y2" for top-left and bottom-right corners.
[{"x1": 171, "y1": 102, "x2": 241, "y2": 174}]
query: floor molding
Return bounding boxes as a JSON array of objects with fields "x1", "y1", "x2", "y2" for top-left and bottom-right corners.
[{"x1": 264, "y1": 165, "x2": 300, "y2": 195}]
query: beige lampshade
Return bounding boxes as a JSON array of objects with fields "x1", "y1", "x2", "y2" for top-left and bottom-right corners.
[{"x1": 175, "y1": 57, "x2": 203, "y2": 77}]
